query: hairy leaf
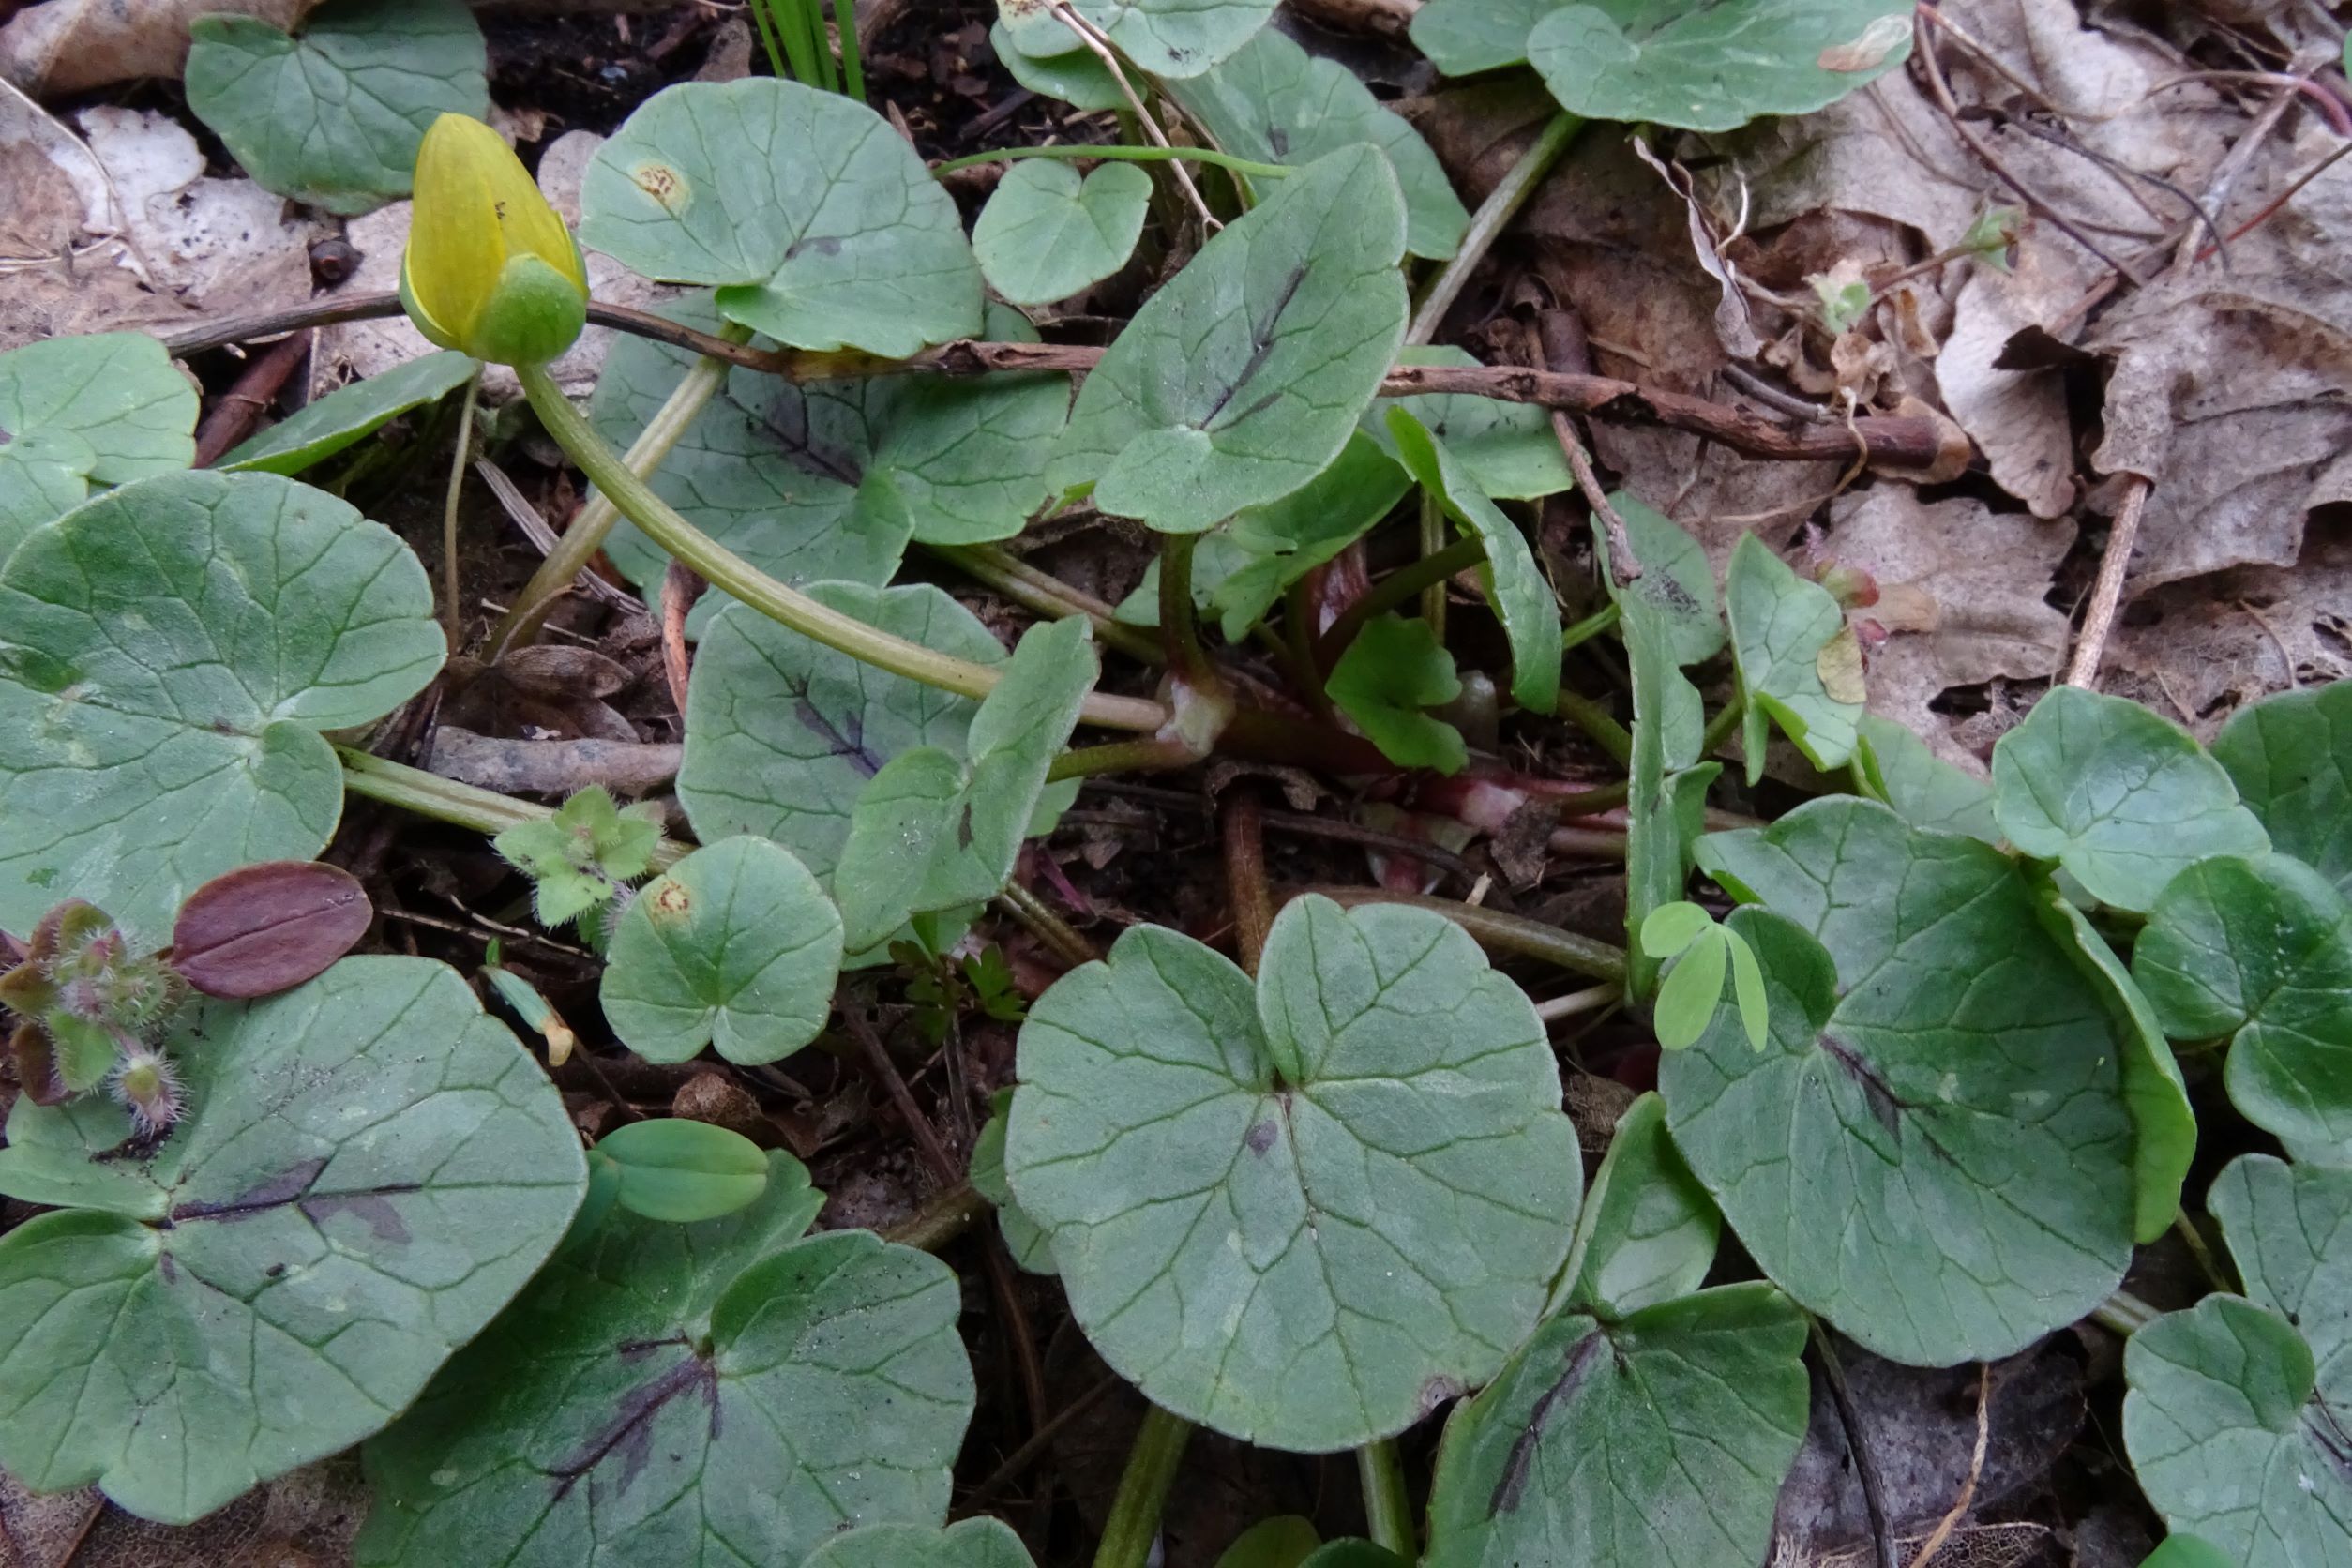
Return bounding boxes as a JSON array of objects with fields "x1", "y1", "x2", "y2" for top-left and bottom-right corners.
[
  {"x1": 0, "y1": 957, "x2": 584, "y2": 1524},
  {"x1": 1007, "y1": 896, "x2": 1580, "y2": 1450},
  {"x1": 0, "y1": 470, "x2": 442, "y2": 938},
  {"x1": 1049, "y1": 146, "x2": 1407, "y2": 534}
]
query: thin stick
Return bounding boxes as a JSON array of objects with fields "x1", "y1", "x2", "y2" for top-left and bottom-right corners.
[
  {"x1": 958, "y1": 1372, "x2": 1123, "y2": 1512},
  {"x1": 1907, "y1": 1364, "x2": 1991, "y2": 1568},
  {"x1": 1534, "y1": 982, "x2": 1622, "y2": 1023},
  {"x1": 1813, "y1": 1321, "x2": 1900, "y2": 1568},
  {"x1": 997, "y1": 880, "x2": 1099, "y2": 968},
  {"x1": 1297, "y1": 885, "x2": 1626, "y2": 981},
  {"x1": 440, "y1": 371, "x2": 483, "y2": 650},
  {"x1": 882, "y1": 1184, "x2": 991, "y2": 1252},
  {"x1": 844, "y1": 1007, "x2": 960, "y2": 1183},
  {"x1": 337, "y1": 747, "x2": 691, "y2": 868},
  {"x1": 1221, "y1": 786, "x2": 1274, "y2": 975},
  {"x1": 2062, "y1": 474, "x2": 2150, "y2": 688},
  {"x1": 1051, "y1": 2, "x2": 1217, "y2": 232},
  {"x1": 192, "y1": 327, "x2": 312, "y2": 465},
  {"x1": 1417, "y1": 493, "x2": 1449, "y2": 636},
  {"x1": 1409, "y1": 112, "x2": 1580, "y2": 344},
  {"x1": 660, "y1": 560, "x2": 704, "y2": 716}
]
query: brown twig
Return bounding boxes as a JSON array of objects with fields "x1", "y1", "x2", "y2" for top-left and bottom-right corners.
[
  {"x1": 842, "y1": 1007, "x2": 960, "y2": 1184},
  {"x1": 191, "y1": 328, "x2": 313, "y2": 466},
  {"x1": 168, "y1": 294, "x2": 1946, "y2": 467},
  {"x1": 661, "y1": 560, "x2": 705, "y2": 717},
  {"x1": 1907, "y1": 1364, "x2": 1992, "y2": 1568},
  {"x1": 957, "y1": 1371, "x2": 1124, "y2": 1513},
  {"x1": 1525, "y1": 314, "x2": 1638, "y2": 582},
  {"x1": 1221, "y1": 785, "x2": 1274, "y2": 975}
]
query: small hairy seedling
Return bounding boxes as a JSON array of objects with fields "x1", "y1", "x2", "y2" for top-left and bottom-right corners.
[{"x1": 492, "y1": 785, "x2": 663, "y2": 928}]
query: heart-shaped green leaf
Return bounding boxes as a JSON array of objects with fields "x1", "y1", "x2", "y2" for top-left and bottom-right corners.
[
  {"x1": 2213, "y1": 681, "x2": 2352, "y2": 894},
  {"x1": 679, "y1": 585, "x2": 1018, "y2": 885},
  {"x1": 990, "y1": 24, "x2": 1127, "y2": 110},
  {"x1": 1384, "y1": 408, "x2": 1560, "y2": 711},
  {"x1": 221, "y1": 351, "x2": 478, "y2": 475},
  {"x1": 600, "y1": 836, "x2": 844, "y2": 1065},
  {"x1": 593, "y1": 1117, "x2": 770, "y2": 1223},
  {"x1": 1408, "y1": 0, "x2": 1556, "y2": 75},
  {"x1": 1006, "y1": 895, "x2": 1581, "y2": 1450},
  {"x1": 1423, "y1": 1284, "x2": 1810, "y2": 1568},
  {"x1": 1165, "y1": 28, "x2": 1468, "y2": 260},
  {"x1": 1529, "y1": 0, "x2": 1913, "y2": 132},
  {"x1": 0, "y1": 956, "x2": 585, "y2": 1524},
  {"x1": 835, "y1": 616, "x2": 1095, "y2": 953},
  {"x1": 1048, "y1": 145, "x2": 1408, "y2": 535},
  {"x1": 355, "y1": 1153, "x2": 972, "y2": 1567},
  {"x1": 973, "y1": 159, "x2": 1152, "y2": 306},
  {"x1": 998, "y1": 0, "x2": 1274, "y2": 78},
  {"x1": 2125, "y1": 1156, "x2": 2352, "y2": 1568},
  {"x1": 2133, "y1": 853, "x2": 2352, "y2": 1158},
  {"x1": 1853, "y1": 713, "x2": 1998, "y2": 844},
  {"x1": 1993, "y1": 685, "x2": 2269, "y2": 912},
  {"x1": 596, "y1": 302, "x2": 1066, "y2": 628},
  {"x1": 801, "y1": 1518, "x2": 1039, "y2": 1567},
  {"x1": 1558, "y1": 1091, "x2": 1718, "y2": 1319},
  {"x1": 580, "y1": 80, "x2": 983, "y2": 355},
  {"x1": 971, "y1": 1091, "x2": 1056, "y2": 1274},
  {"x1": 0, "y1": 469, "x2": 442, "y2": 938},
  {"x1": 1726, "y1": 532, "x2": 1861, "y2": 781},
  {"x1": 1326, "y1": 613, "x2": 1468, "y2": 774},
  {"x1": 186, "y1": 0, "x2": 489, "y2": 216},
  {"x1": 1364, "y1": 349, "x2": 1575, "y2": 503},
  {"x1": 0, "y1": 333, "x2": 197, "y2": 558},
  {"x1": 1680, "y1": 802, "x2": 2137, "y2": 1364}
]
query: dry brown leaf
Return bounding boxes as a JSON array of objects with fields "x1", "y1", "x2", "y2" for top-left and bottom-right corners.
[{"x1": 0, "y1": 1, "x2": 309, "y2": 98}]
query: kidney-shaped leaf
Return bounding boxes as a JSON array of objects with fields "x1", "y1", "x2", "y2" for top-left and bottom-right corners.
[
  {"x1": 355, "y1": 1152, "x2": 972, "y2": 1567},
  {"x1": 1678, "y1": 801, "x2": 2137, "y2": 1364},
  {"x1": 600, "y1": 836, "x2": 844, "y2": 1065},
  {"x1": 974, "y1": 159, "x2": 1152, "y2": 307},
  {"x1": 834, "y1": 617, "x2": 1094, "y2": 953},
  {"x1": 2214, "y1": 681, "x2": 2352, "y2": 895},
  {"x1": 802, "y1": 1518, "x2": 1039, "y2": 1568},
  {"x1": 1165, "y1": 27, "x2": 1468, "y2": 260},
  {"x1": 170, "y1": 859, "x2": 373, "y2": 998},
  {"x1": 0, "y1": 956, "x2": 586, "y2": 1524},
  {"x1": 1409, "y1": 0, "x2": 1556, "y2": 75},
  {"x1": 596, "y1": 302, "x2": 1065, "y2": 625},
  {"x1": 1326, "y1": 612, "x2": 1468, "y2": 775},
  {"x1": 186, "y1": 0, "x2": 489, "y2": 216},
  {"x1": 222, "y1": 351, "x2": 478, "y2": 475},
  {"x1": 998, "y1": 0, "x2": 1275, "y2": 78},
  {"x1": 1007, "y1": 895, "x2": 1581, "y2": 1451},
  {"x1": 2133, "y1": 854, "x2": 2352, "y2": 1158},
  {"x1": 0, "y1": 469, "x2": 442, "y2": 938},
  {"x1": 0, "y1": 333, "x2": 197, "y2": 558},
  {"x1": 1048, "y1": 145, "x2": 1407, "y2": 535},
  {"x1": 1424, "y1": 1284, "x2": 1811, "y2": 1568},
  {"x1": 1529, "y1": 0, "x2": 1914, "y2": 132},
  {"x1": 1384, "y1": 407, "x2": 1560, "y2": 711},
  {"x1": 581, "y1": 79, "x2": 983, "y2": 355},
  {"x1": 2126, "y1": 1158, "x2": 2352, "y2": 1568},
  {"x1": 1993, "y1": 685, "x2": 2269, "y2": 913}
]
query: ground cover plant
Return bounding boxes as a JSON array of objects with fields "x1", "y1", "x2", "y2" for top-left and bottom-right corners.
[{"x1": 0, "y1": 0, "x2": 2347, "y2": 1563}]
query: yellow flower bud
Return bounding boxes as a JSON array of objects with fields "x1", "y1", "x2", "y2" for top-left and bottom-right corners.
[{"x1": 400, "y1": 114, "x2": 589, "y2": 367}]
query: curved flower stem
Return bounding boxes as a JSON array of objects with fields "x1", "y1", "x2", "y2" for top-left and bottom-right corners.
[
  {"x1": 1559, "y1": 601, "x2": 1621, "y2": 652},
  {"x1": 930, "y1": 541, "x2": 1162, "y2": 662},
  {"x1": 1299, "y1": 885, "x2": 1627, "y2": 982},
  {"x1": 516, "y1": 362, "x2": 1169, "y2": 731},
  {"x1": 1093, "y1": 1401, "x2": 1194, "y2": 1568},
  {"x1": 491, "y1": 326, "x2": 750, "y2": 657},
  {"x1": 1407, "y1": 112, "x2": 1581, "y2": 345},
  {"x1": 1358, "y1": 1437, "x2": 1416, "y2": 1557},
  {"x1": 933, "y1": 143, "x2": 1291, "y2": 181},
  {"x1": 337, "y1": 747, "x2": 690, "y2": 869},
  {"x1": 440, "y1": 369, "x2": 482, "y2": 648}
]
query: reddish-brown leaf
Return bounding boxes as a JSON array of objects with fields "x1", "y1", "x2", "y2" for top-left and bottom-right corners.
[{"x1": 170, "y1": 862, "x2": 373, "y2": 1000}]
